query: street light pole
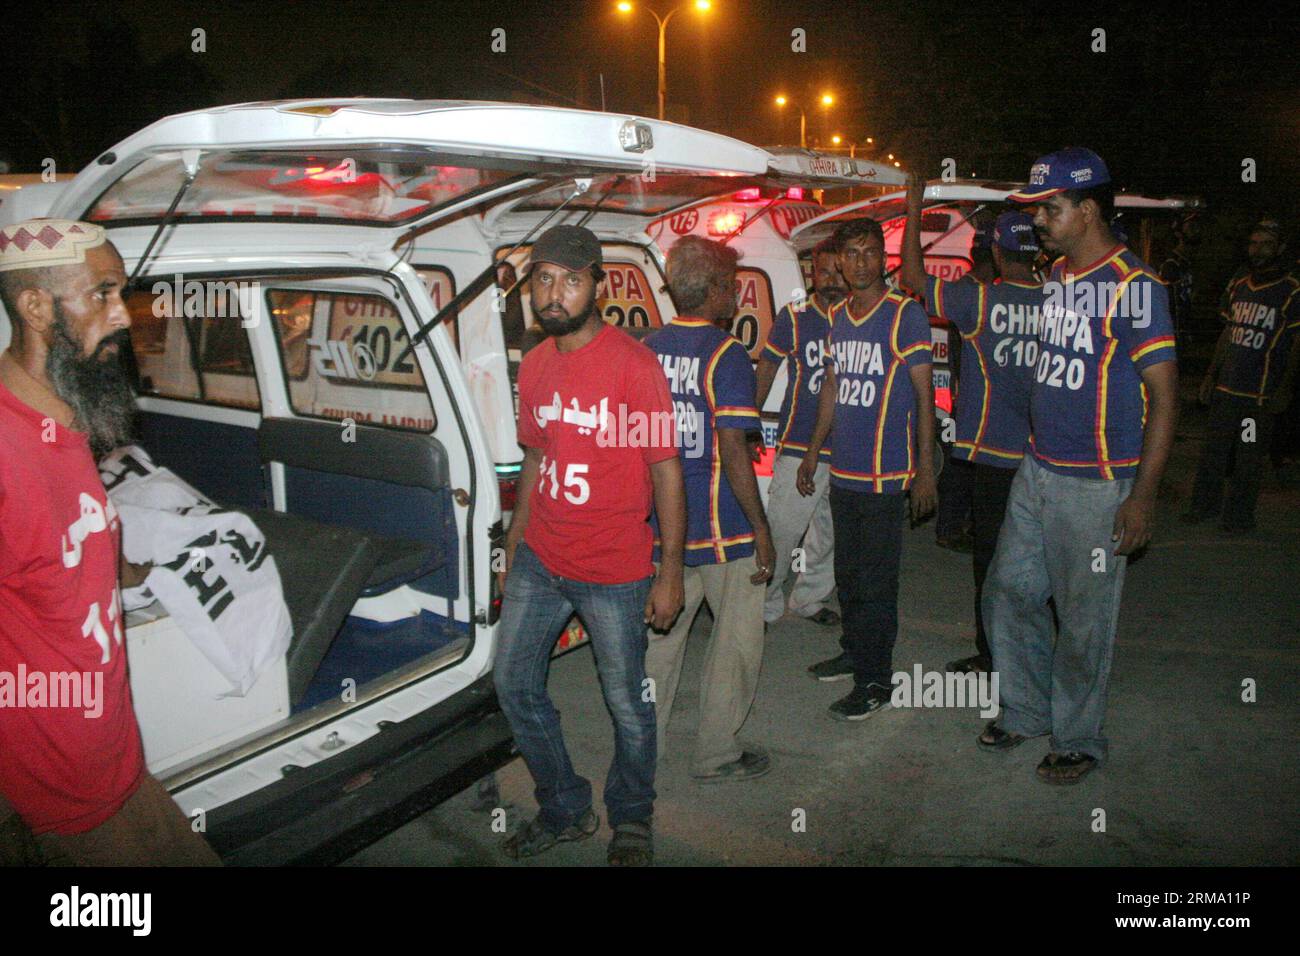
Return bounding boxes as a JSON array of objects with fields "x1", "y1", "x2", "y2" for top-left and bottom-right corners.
[
  {"x1": 620, "y1": 2, "x2": 710, "y2": 121},
  {"x1": 656, "y1": 10, "x2": 673, "y2": 119},
  {"x1": 775, "y1": 92, "x2": 831, "y2": 148}
]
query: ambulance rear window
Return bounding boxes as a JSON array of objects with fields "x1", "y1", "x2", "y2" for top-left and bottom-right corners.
[{"x1": 86, "y1": 148, "x2": 518, "y2": 225}]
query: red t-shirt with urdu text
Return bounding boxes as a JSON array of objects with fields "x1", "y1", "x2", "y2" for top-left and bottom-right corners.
[
  {"x1": 516, "y1": 324, "x2": 677, "y2": 584},
  {"x1": 0, "y1": 378, "x2": 145, "y2": 835}
]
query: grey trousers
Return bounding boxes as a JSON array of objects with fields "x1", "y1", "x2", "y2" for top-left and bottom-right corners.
[{"x1": 983, "y1": 456, "x2": 1132, "y2": 761}]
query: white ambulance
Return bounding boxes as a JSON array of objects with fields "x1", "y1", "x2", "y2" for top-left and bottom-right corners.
[{"x1": 0, "y1": 99, "x2": 777, "y2": 864}]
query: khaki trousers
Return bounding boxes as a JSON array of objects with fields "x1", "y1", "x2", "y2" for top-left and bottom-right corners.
[{"x1": 645, "y1": 559, "x2": 766, "y2": 774}]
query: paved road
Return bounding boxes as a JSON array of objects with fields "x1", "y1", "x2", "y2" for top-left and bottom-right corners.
[{"x1": 347, "y1": 404, "x2": 1300, "y2": 866}]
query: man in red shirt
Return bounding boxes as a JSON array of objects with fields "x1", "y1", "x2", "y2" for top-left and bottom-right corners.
[
  {"x1": 495, "y1": 225, "x2": 685, "y2": 866},
  {"x1": 0, "y1": 218, "x2": 218, "y2": 864}
]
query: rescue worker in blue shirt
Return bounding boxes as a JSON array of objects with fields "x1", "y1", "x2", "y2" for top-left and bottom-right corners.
[
  {"x1": 980, "y1": 148, "x2": 1179, "y2": 785},
  {"x1": 900, "y1": 174, "x2": 1043, "y2": 676},
  {"x1": 799, "y1": 218, "x2": 938, "y2": 721},
  {"x1": 1184, "y1": 218, "x2": 1300, "y2": 531},
  {"x1": 645, "y1": 236, "x2": 777, "y2": 783},
  {"x1": 754, "y1": 237, "x2": 845, "y2": 630}
]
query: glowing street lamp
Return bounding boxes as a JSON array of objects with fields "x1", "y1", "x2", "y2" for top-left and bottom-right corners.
[
  {"x1": 774, "y1": 91, "x2": 834, "y2": 148},
  {"x1": 618, "y1": 1, "x2": 713, "y2": 120}
]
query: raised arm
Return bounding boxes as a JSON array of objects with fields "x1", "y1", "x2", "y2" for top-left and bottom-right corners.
[{"x1": 900, "y1": 172, "x2": 929, "y2": 299}]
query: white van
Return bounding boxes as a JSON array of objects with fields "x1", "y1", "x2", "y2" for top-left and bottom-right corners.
[{"x1": 1, "y1": 98, "x2": 776, "y2": 864}]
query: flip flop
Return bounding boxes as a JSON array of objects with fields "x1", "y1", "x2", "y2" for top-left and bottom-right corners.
[{"x1": 977, "y1": 720, "x2": 1027, "y2": 751}]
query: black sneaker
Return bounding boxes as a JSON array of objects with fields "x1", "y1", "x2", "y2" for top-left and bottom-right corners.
[
  {"x1": 828, "y1": 683, "x2": 892, "y2": 721},
  {"x1": 808, "y1": 653, "x2": 854, "y2": 682}
]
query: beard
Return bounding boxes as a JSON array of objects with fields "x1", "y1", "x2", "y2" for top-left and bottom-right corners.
[
  {"x1": 536, "y1": 298, "x2": 597, "y2": 337},
  {"x1": 45, "y1": 304, "x2": 137, "y2": 458},
  {"x1": 818, "y1": 284, "x2": 847, "y2": 305}
]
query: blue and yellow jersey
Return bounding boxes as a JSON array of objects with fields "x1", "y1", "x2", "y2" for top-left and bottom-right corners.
[
  {"x1": 827, "y1": 290, "x2": 932, "y2": 494},
  {"x1": 924, "y1": 274, "x2": 1041, "y2": 469},
  {"x1": 648, "y1": 318, "x2": 761, "y2": 565},
  {"x1": 1214, "y1": 271, "x2": 1300, "y2": 403},
  {"x1": 1029, "y1": 245, "x2": 1177, "y2": 481},
  {"x1": 761, "y1": 295, "x2": 833, "y2": 461}
]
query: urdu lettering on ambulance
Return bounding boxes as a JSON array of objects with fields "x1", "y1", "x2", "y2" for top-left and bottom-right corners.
[
  {"x1": 1029, "y1": 245, "x2": 1177, "y2": 480},
  {"x1": 923, "y1": 273, "x2": 1042, "y2": 467},
  {"x1": 1214, "y1": 271, "x2": 1300, "y2": 404},
  {"x1": 827, "y1": 290, "x2": 933, "y2": 493},
  {"x1": 0, "y1": 380, "x2": 145, "y2": 836},
  {"x1": 762, "y1": 297, "x2": 833, "y2": 461},
  {"x1": 515, "y1": 324, "x2": 677, "y2": 585},
  {"x1": 647, "y1": 318, "x2": 761, "y2": 565}
]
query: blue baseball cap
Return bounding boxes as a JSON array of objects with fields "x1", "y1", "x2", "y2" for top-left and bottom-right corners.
[
  {"x1": 1009, "y1": 147, "x2": 1111, "y2": 203},
  {"x1": 994, "y1": 212, "x2": 1040, "y2": 253}
]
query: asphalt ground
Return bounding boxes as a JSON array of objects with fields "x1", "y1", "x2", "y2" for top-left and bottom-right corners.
[{"x1": 346, "y1": 397, "x2": 1300, "y2": 866}]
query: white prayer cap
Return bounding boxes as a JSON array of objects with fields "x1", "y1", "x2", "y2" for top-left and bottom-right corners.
[{"x1": 0, "y1": 219, "x2": 108, "y2": 272}]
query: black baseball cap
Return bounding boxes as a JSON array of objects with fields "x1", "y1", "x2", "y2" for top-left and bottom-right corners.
[{"x1": 530, "y1": 224, "x2": 603, "y2": 272}]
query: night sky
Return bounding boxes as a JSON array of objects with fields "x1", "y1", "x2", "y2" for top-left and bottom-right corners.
[{"x1": 4, "y1": 0, "x2": 1297, "y2": 221}]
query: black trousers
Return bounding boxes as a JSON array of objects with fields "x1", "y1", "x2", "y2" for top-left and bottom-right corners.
[
  {"x1": 936, "y1": 451, "x2": 974, "y2": 540},
  {"x1": 831, "y1": 486, "x2": 906, "y2": 688},
  {"x1": 971, "y1": 462, "x2": 1018, "y2": 659},
  {"x1": 1189, "y1": 392, "x2": 1275, "y2": 529}
]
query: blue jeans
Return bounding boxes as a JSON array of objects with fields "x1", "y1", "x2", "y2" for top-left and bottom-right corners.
[
  {"x1": 983, "y1": 456, "x2": 1132, "y2": 761},
  {"x1": 494, "y1": 541, "x2": 656, "y2": 831}
]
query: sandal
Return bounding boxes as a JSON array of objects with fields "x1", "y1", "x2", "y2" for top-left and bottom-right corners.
[
  {"x1": 607, "y1": 819, "x2": 654, "y2": 866},
  {"x1": 977, "y1": 720, "x2": 1027, "y2": 751},
  {"x1": 502, "y1": 809, "x2": 599, "y2": 860},
  {"x1": 1036, "y1": 751, "x2": 1097, "y2": 785}
]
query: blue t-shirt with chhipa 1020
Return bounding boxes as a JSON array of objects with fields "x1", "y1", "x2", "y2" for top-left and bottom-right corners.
[
  {"x1": 761, "y1": 295, "x2": 833, "y2": 461},
  {"x1": 647, "y1": 317, "x2": 761, "y2": 566},
  {"x1": 1214, "y1": 270, "x2": 1300, "y2": 404},
  {"x1": 923, "y1": 274, "x2": 1042, "y2": 468},
  {"x1": 827, "y1": 290, "x2": 933, "y2": 494},
  {"x1": 1030, "y1": 245, "x2": 1177, "y2": 481}
]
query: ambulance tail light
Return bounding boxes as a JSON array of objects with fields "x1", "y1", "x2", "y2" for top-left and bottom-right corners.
[
  {"x1": 733, "y1": 187, "x2": 762, "y2": 201},
  {"x1": 496, "y1": 462, "x2": 521, "y2": 513},
  {"x1": 934, "y1": 387, "x2": 952, "y2": 415},
  {"x1": 785, "y1": 187, "x2": 806, "y2": 200}
]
